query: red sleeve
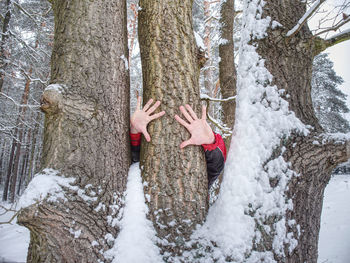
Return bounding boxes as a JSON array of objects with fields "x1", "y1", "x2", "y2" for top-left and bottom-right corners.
[
  {"x1": 202, "y1": 133, "x2": 227, "y2": 161},
  {"x1": 130, "y1": 132, "x2": 141, "y2": 146}
]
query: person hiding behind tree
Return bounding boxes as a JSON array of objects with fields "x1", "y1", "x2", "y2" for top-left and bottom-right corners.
[{"x1": 130, "y1": 96, "x2": 226, "y2": 188}]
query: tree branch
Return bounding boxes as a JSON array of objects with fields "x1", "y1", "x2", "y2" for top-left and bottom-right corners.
[
  {"x1": 0, "y1": 205, "x2": 21, "y2": 225},
  {"x1": 314, "y1": 16, "x2": 350, "y2": 37},
  {"x1": 200, "y1": 93, "x2": 236, "y2": 102},
  {"x1": 313, "y1": 28, "x2": 350, "y2": 56},
  {"x1": 286, "y1": 0, "x2": 326, "y2": 38}
]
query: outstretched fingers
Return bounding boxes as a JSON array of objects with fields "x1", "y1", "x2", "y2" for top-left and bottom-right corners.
[
  {"x1": 146, "y1": 100, "x2": 161, "y2": 114},
  {"x1": 143, "y1": 98, "x2": 154, "y2": 112},
  {"x1": 201, "y1": 105, "x2": 207, "y2": 120},
  {"x1": 136, "y1": 96, "x2": 142, "y2": 110},
  {"x1": 141, "y1": 127, "x2": 151, "y2": 142},
  {"x1": 180, "y1": 138, "x2": 193, "y2": 149},
  {"x1": 179, "y1": 105, "x2": 194, "y2": 123},
  {"x1": 185, "y1": 104, "x2": 198, "y2": 120},
  {"x1": 150, "y1": 111, "x2": 166, "y2": 120}
]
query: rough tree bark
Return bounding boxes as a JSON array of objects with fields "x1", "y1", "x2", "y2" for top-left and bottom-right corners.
[
  {"x1": 250, "y1": 1, "x2": 350, "y2": 262},
  {"x1": 138, "y1": 0, "x2": 208, "y2": 258},
  {"x1": 0, "y1": 0, "x2": 12, "y2": 93},
  {"x1": 218, "y1": 0, "x2": 236, "y2": 150},
  {"x1": 17, "y1": 0, "x2": 130, "y2": 262}
]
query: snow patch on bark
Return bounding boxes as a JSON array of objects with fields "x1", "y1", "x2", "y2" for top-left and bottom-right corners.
[
  {"x1": 104, "y1": 163, "x2": 161, "y2": 263},
  {"x1": 18, "y1": 168, "x2": 75, "y2": 208}
]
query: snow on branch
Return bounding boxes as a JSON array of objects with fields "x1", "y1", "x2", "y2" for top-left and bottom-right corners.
[
  {"x1": 200, "y1": 93, "x2": 236, "y2": 102},
  {"x1": 313, "y1": 28, "x2": 350, "y2": 56},
  {"x1": 0, "y1": 92, "x2": 40, "y2": 109},
  {"x1": 286, "y1": 0, "x2": 326, "y2": 38},
  {"x1": 207, "y1": 113, "x2": 232, "y2": 135}
]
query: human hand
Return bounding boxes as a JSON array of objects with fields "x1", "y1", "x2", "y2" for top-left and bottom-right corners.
[
  {"x1": 174, "y1": 104, "x2": 215, "y2": 148},
  {"x1": 130, "y1": 96, "x2": 165, "y2": 142}
]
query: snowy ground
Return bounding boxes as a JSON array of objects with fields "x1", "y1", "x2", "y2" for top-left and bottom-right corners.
[
  {"x1": 318, "y1": 174, "x2": 350, "y2": 263},
  {"x1": 0, "y1": 174, "x2": 349, "y2": 263}
]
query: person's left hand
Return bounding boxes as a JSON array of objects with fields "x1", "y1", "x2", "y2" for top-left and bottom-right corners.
[{"x1": 175, "y1": 104, "x2": 215, "y2": 148}]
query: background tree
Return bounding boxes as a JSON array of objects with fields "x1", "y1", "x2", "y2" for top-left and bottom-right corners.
[
  {"x1": 1, "y1": 0, "x2": 53, "y2": 201},
  {"x1": 218, "y1": 0, "x2": 236, "y2": 149},
  {"x1": 312, "y1": 52, "x2": 350, "y2": 133},
  {"x1": 17, "y1": 0, "x2": 130, "y2": 261}
]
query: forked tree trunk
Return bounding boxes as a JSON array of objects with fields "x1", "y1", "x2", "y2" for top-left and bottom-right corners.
[
  {"x1": 249, "y1": 1, "x2": 349, "y2": 262},
  {"x1": 219, "y1": 0, "x2": 236, "y2": 149},
  {"x1": 138, "y1": 0, "x2": 208, "y2": 258},
  {"x1": 17, "y1": 0, "x2": 130, "y2": 262}
]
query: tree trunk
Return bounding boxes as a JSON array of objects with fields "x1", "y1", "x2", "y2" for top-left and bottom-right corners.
[
  {"x1": 138, "y1": 0, "x2": 208, "y2": 258},
  {"x1": 0, "y1": 0, "x2": 12, "y2": 93},
  {"x1": 247, "y1": 1, "x2": 349, "y2": 262},
  {"x1": 25, "y1": 111, "x2": 42, "y2": 187},
  {"x1": 17, "y1": 0, "x2": 130, "y2": 262},
  {"x1": 8, "y1": 69, "x2": 32, "y2": 203},
  {"x1": 219, "y1": 0, "x2": 236, "y2": 150},
  {"x1": 17, "y1": 127, "x2": 31, "y2": 195}
]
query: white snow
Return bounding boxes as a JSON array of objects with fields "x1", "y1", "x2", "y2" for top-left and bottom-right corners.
[
  {"x1": 104, "y1": 163, "x2": 162, "y2": 263},
  {"x1": 120, "y1": 54, "x2": 129, "y2": 71},
  {"x1": 1, "y1": 173, "x2": 349, "y2": 263},
  {"x1": 194, "y1": 31, "x2": 206, "y2": 50},
  {"x1": 286, "y1": 0, "x2": 325, "y2": 37},
  {"x1": 44, "y1": 83, "x2": 66, "y2": 93},
  {"x1": 190, "y1": 0, "x2": 309, "y2": 261},
  {"x1": 318, "y1": 174, "x2": 350, "y2": 263},
  {"x1": 18, "y1": 168, "x2": 75, "y2": 208}
]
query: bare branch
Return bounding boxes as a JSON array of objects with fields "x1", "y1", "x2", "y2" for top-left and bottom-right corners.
[
  {"x1": 0, "y1": 205, "x2": 21, "y2": 225},
  {"x1": 314, "y1": 16, "x2": 350, "y2": 36},
  {"x1": 207, "y1": 113, "x2": 233, "y2": 135},
  {"x1": 286, "y1": 0, "x2": 326, "y2": 38},
  {"x1": 313, "y1": 28, "x2": 350, "y2": 56},
  {"x1": 200, "y1": 94, "x2": 236, "y2": 102},
  {"x1": 0, "y1": 92, "x2": 40, "y2": 109}
]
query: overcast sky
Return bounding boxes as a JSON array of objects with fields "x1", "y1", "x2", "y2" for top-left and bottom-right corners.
[{"x1": 309, "y1": 1, "x2": 350, "y2": 118}]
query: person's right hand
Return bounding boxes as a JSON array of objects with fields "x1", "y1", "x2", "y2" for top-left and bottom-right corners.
[{"x1": 130, "y1": 96, "x2": 165, "y2": 142}]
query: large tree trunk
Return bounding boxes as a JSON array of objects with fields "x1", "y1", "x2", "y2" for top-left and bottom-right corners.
[
  {"x1": 138, "y1": 0, "x2": 208, "y2": 258},
  {"x1": 249, "y1": 1, "x2": 349, "y2": 262},
  {"x1": 17, "y1": 0, "x2": 130, "y2": 262},
  {"x1": 218, "y1": 0, "x2": 236, "y2": 149}
]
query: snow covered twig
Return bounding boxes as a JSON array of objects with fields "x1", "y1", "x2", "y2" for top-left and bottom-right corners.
[
  {"x1": 0, "y1": 92, "x2": 40, "y2": 109},
  {"x1": 207, "y1": 113, "x2": 232, "y2": 135},
  {"x1": 286, "y1": 0, "x2": 326, "y2": 38},
  {"x1": 200, "y1": 93, "x2": 236, "y2": 102}
]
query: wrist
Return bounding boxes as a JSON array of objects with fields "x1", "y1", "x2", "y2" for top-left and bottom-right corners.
[
  {"x1": 130, "y1": 124, "x2": 139, "y2": 134},
  {"x1": 206, "y1": 132, "x2": 215, "y2": 144}
]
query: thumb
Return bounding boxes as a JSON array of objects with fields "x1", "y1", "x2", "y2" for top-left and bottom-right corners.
[
  {"x1": 142, "y1": 128, "x2": 151, "y2": 142},
  {"x1": 180, "y1": 139, "x2": 192, "y2": 149}
]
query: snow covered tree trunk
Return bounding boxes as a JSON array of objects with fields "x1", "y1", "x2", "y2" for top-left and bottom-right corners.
[
  {"x1": 138, "y1": 0, "x2": 208, "y2": 258},
  {"x1": 246, "y1": 1, "x2": 350, "y2": 262},
  {"x1": 17, "y1": 0, "x2": 130, "y2": 262},
  {"x1": 219, "y1": 0, "x2": 236, "y2": 149}
]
